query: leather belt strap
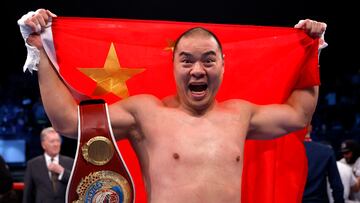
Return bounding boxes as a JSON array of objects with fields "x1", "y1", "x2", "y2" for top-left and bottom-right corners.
[{"x1": 66, "y1": 99, "x2": 134, "y2": 203}]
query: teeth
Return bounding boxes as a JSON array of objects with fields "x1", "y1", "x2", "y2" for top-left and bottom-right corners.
[{"x1": 189, "y1": 84, "x2": 208, "y2": 92}]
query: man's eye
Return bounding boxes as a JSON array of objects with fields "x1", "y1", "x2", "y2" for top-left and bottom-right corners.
[
  {"x1": 203, "y1": 57, "x2": 215, "y2": 63},
  {"x1": 181, "y1": 59, "x2": 192, "y2": 63},
  {"x1": 203, "y1": 58, "x2": 216, "y2": 67}
]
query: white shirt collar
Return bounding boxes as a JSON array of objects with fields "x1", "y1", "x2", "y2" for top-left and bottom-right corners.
[{"x1": 44, "y1": 153, "x2": 59, "y2": 164}]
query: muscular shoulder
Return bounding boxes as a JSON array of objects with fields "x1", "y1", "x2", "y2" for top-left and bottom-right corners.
[
  {"x1": 110, "y1": 94, "x2": 163, "y2": 115},
  {"x1": 127, "y1": 94, "x2": 162, "y2": 103},
  {"x1": 220, "y1": 99, "x2": 255, "y2": 114},
  {"x1": 115, "y1": 94, "x2": 162, "y2": 108},
  {"x1": 215, "y1": 99, "x2": 255, "y2": 125},
  {"x1": 108, "y1": 94, "x2": 164, "y2": 138}
]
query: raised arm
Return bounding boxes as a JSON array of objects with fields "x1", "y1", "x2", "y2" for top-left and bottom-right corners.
[
  {"x1": 247, "y1": 19, "x2": 326, "y2": 140},
  {"x1": 21, "y1": 9, "x2": 140, "y2": 139},
  {"x1": 22, "y1": 9, "x2": 78, "y2": 138},
  {"x1": 247, "y1": 86, "x2": 318, "y2": 139}
]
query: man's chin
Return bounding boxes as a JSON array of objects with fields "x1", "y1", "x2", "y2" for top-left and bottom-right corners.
[
  {"x1": 188, "y1": 99, "x2": 213, "y2": 111},
  {"x1": 190, "y1": 91, "x2": 207, "y2": 101}
]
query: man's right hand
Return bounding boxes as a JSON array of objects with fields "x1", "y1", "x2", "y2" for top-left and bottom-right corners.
[
  {"x1": 23, "y1": 9, "x2": 57, "y2": 49},
  {"x1": 48, "y1": 162, "x2": 65, "y2": 175}
]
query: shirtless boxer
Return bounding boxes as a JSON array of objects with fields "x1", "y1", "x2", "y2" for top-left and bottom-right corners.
[{"x1": 21, "y1": 9, "x2": 326, "y2": 203}]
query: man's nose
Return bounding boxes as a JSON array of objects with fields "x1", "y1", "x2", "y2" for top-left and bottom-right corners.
[
  {"x1": 53, "y1": 142, "x2": 60, "y2": 146},
  {"x1": 190, "y1": 62, "x2": 205, "y2": 78}
]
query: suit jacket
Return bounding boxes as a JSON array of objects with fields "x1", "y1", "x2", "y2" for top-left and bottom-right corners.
[
  {"x1": 302, "y1": 141, "x2": 344, "y2": 203},
  {"x1": 22, "y1": 155, "x2": 74, "y2": 203},
  {"x1": 0, "y1": 155, "x2": 13, "y2": 194}
]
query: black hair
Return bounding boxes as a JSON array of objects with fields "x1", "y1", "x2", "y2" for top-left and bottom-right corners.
[
  {"x1": 342, "y1": 139, "x2": 360, "y2": 164},
  {"x1": 172, "y1": 27, "x2": 223, "y2": 60}
]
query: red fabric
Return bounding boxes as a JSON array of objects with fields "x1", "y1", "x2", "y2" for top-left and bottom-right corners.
[
  {"x1": 12, "y1": 182, "x2": 24, "y2": 190},
  {"x1": 51, "y1": 17, "x2": 319, "y2": 203}
]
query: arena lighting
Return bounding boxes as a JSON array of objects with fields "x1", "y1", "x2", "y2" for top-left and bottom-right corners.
[{"x1": 0, "y1": 139, "x2": 26, "y2": 166}]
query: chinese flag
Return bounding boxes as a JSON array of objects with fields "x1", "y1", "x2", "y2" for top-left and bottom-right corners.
[{"x1": 47, "y1": 17, "x2": 319, "y2": 203}]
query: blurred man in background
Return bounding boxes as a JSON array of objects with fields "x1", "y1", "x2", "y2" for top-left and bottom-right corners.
[
  {"x1": 22, "y1": 127, "x2": 73, "y2": 203},
  {"x1": 340, "y1": 140, "x2": 360, "y2": 201},
  {"x1": 303, "y1": 125, "x2": 344, "y2": 203},
  {"x1": 0, "y1": 154, "x2": 14, "y2": 203}
]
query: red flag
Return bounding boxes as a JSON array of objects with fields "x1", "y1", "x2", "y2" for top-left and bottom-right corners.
[{"x1": 48, "y1": 17, "x2": 319, "y2": 203}]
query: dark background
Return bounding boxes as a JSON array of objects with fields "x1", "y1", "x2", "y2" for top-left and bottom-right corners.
[{"x1": 1, "y1": 0, "x2": 359, "y2": 181}]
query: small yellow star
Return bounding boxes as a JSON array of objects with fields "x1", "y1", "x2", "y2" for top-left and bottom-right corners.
[
  {"x1": 78, "y1": 43, "x2": 145, "y2": 99},
  {"x1": 164, "y1": 39, "x2": 175, "y2": 52}
]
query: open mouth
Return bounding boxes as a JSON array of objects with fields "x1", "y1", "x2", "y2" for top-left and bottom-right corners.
[{"x1": 188, "y1": 83, "x2": 208, "y2": 92}]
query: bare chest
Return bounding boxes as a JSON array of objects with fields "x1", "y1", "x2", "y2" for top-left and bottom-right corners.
[
  {"x1": 140, "y1": 110, "x2": 248, "y2": 165},
  {"x1": 133, "y1": 112, "x2": 245, "y2": 201}
]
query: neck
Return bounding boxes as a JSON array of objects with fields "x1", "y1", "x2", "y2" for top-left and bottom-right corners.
[
  {"x1": 45, "y1": 153, "x2": 58, "y2": 158},
  {"x1": 176, "y1": 95, "x2": 216, "y2": 116}
]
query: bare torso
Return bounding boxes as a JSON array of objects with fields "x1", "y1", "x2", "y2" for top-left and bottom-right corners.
[
  {"x1": 27, "y1": 11, "x2": 321, "y2": 203},
  {"x1": 119, "y1": 96, "x2": 250, "y2": 203}
]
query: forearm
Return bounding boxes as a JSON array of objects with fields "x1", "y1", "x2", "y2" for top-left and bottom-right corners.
[
  {"x1": 37, "y1": 50, "x2": 78, "y2": 138},
  {"x1": 351, "y1": 176, "x2": 360, "y2": 192},
  {"x1": 285, "y1": 86, "x2": 319, "y2": 127},
  {"x1": 59, "y1": 168, "x2": 71, "y2": 183}
]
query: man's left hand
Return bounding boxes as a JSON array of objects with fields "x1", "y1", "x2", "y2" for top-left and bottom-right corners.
[{"x1": 294, "y1": 19, "x2": 327, "y2": 39}]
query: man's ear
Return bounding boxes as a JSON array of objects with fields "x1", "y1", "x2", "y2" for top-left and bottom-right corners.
[
  {"x1": 222, "y1": 54, "x2": 225, "y2": 73},
  {"x1": 41, "y1": 142, "x2": 46, "y2": 150}
]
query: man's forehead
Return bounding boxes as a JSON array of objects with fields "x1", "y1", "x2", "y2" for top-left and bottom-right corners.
[
  {"x1": 45, "y1": 132, "x2": 60, "y2": 140},
  {"x1": 177, "y1": 34, "x2": 217, "y2": 45},
  {"x1": 175, "y1": 36, "x2": 220, "y2": 53},
  {"x1": 172, "y1": 27, "x2": 223, "y2": 59}
]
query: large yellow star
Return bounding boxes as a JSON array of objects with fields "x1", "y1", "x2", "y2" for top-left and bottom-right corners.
[{"x1": 78, "y1": 43, "x2": 145, "y2": 99}]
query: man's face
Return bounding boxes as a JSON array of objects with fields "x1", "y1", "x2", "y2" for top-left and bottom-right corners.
[
  {"x1": 41, "y1": 132, "x2": 61, "y2": 157},
  {"x1": 343, "y1": 151, "x2": 353, "y2": 163},
  {"x1": 173, "y1": 35, "x2": 224, "y2": 113}
]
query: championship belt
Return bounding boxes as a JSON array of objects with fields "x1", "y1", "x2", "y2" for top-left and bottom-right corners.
[{"x1": 66, "y1": 99, "x2": 135, "y2": 203}]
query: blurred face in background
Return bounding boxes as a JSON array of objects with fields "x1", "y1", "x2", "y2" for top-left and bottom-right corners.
[
  {"x1": 343, "y1": 151, "x2": 353, "y2": 163},
  {"x1": 41, "y1": 131, "x2": 61, "y2": 157}
]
